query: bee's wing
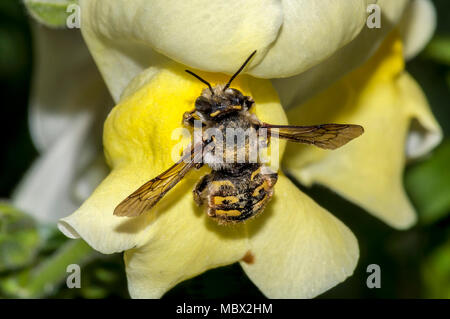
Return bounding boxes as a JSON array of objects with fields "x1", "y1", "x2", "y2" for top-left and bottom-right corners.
[
  {"x1": 114, "y1": 143, "x2": 205, "y2": 217},
  {"x1": 262, "y1": 123, "x2": 364, "y2": 150}
]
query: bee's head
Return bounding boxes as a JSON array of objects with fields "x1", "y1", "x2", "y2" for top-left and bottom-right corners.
[
  {"x1": 186, "y1": 50, "x2": 257, "y2": 120},
  {"x1": 194, "y1": 86, "x2": 254, "y2": 119}
]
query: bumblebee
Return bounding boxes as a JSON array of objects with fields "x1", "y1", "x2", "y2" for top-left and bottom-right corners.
[{"x1": 114, "y1": 51, "x2": 364, "y2": 224}]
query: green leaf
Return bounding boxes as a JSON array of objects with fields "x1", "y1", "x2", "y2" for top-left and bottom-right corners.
[
  {"x1": 405, "y1": 140, "x2": 450, "y2": 224},
  {"x1": 1, "y1": 239, "x2": 96, "y2": 298},
  {"x1": 424, "y1": 36, "x2": 450, "y2": 66},
  {"x1": 0, "y1": 202, "x2": 41, "y2": 271},
  {"x1": 24, "y1": 0, "x2": 79, "y2": 28},
  {"x1": 422, "y1": 238, "x2": 450, "y2": 298}
]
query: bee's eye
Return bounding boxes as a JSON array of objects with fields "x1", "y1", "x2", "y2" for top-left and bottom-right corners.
[
  {"x1": 229, "y1": 88, "x2": 242, "y2": 96},
  {"x1": 229, "y1": 89, "x2": 244, "y2": 104},
  {"x1": 195, "y1": 97, "x2": 211, "y2": 112}
]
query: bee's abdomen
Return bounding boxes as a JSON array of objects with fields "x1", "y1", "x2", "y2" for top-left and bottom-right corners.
[{"x1": 193, "y1": 164, "x2": 278, "y2": 224}]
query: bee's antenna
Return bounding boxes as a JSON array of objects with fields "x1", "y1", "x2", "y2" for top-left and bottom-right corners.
[
  {"x1": 185, "y1": 70, "x2": 214, "y2": 95},
  {"x1": 223, "y1": 50, "x2": 257, "y2": 91}
]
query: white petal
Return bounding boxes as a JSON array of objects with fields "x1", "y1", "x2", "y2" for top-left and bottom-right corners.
[
  {"x1": 79, "y1": 0, "x2": 411, "y2": 101},
  {"x1": 21, "y1": 24, "x2": 113, "y2": 222},
  {"x1": 400, "y1": 0, "x2": 437, "y2": 60},
  {"x1": 402, "y1": 73, "x2": 443, "y2": 159},
  {"x1": 377, "y1": 0, "x2": 411, "y2": 23},
  {"x1": 29, "y1": 24, "x2": 111, "y2": 151},
  {"x1": 273, "y1": 0, "x2": 411, "y2": 109},
  {"x1": 80, "y1": 0, "x2": 282, "y2": 101},
  {"x1": 13, "y1": 113, "x2": 94, "y2": 222},
  {"x1": 250, "y1": 0, "x2": 374, "y2": 78}
]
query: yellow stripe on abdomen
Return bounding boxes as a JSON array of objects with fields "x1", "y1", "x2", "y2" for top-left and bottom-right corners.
[
  {"x1": 215, "y1": 209, "x2": 242, "y2": 217},
  {"x1": 213, "y1": 196, "x2": 239, "y2": 205},
  {"x1": 252, "y1": 180, "x2": 270, "y2": 197}
]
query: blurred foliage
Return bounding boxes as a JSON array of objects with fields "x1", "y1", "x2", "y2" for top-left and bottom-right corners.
[
  {"x1": 0, "y1": 202, "x2": 40, "y2": 271},
  {"x1": 0, "y1": 206, "x2": 128, "y2": 299},
  {"x1": 24, "y1": 0, "x2": 79, "y2": 28},
  {"x1": 422, "y1": 238, "x2": 450, "y2": 298},
  {"x1": 406, "y1": 141, "x2": 450, "y2": 224},
  {"x1": 0, "y1": 0, "x2": 37, "y2": 198},
  {"x1": 425, "y1": 37, "x2": 450, "y2": 66},
  {"x1": 0, "y1": 0, "x2": 449, "y2": 299}
]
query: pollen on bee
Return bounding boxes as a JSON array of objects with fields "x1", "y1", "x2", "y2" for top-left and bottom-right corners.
[{"x1": 242, "y1": 251, "x2": 255, "y2": 264}]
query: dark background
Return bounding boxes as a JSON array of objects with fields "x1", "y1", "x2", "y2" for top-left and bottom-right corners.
[{"x1": 0, "y1": 0, "x2": 449, "y2": 298}]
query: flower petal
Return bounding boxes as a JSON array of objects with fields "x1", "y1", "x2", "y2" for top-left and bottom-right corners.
[
  {"x1": 400, "y1": 0, "x2": 437, "y2": 60},
  {"x1": 79, "y1": 0, "x2": 283, "y2": 101},
  {"x1": 124, "y1": 191, "x2": 249, "y2": 298},
  {"x1": 282, "y1": 32, "x2": 442, "y2": 229},
  {"x1": 273, "y1": 0, "x2": 411, "y2": 109},
  {"x1": 16, "y1": 25, "x2": 112, "y2": 222},
  {"x1": 29, "y1": 25, "x2": 111, "y2": 151},
  {"x1": 402, "y1": 73, "x2": 442, "y2": 159},
  {"x1": 250, "y1": 0, "x2": 374, "y2": 78},
  {"x1": 79, "y1": 0, "x2": 411, "y2": 101},
  {"x1": 58, "y1": 63, "x2": 287, "y2": 255},
  {"x1": 13, "y1": 112, "x2": 93, "y2": 222},
  {"x1": 377, "y1": 0, "x2": 411, "y2": 23},
  {"x1": 241, "y1": 175, "x2": 359, "y2": 298}
]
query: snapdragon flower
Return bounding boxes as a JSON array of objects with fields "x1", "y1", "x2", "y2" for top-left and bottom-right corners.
[{"x1": 19, "y1": 0, "x2": 441, "y2": 298}]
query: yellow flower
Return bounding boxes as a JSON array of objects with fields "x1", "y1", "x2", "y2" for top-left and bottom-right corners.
[
  {"x1": 58, "y1": 61, "x2": 360, "y2": 298},
  {"x1": 58, "y1": 28, "x2": 441, "y2": 298},
  {"x1": 283, "y1": 31, "x2": 442, "y2": 229},
  {"x1": 29, "y1": 0, "x2": 439, "y2": 298}
]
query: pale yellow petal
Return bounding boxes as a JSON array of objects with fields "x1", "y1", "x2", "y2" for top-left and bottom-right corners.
[
  {"x1": 14, "y1": 112, "x2": 94, "y2": 223},
  {"x1": 377, "y1": 0, "x2": 411, "y2": 23},
  {"x1": 283, "y1": 32, "x2": 441, "y2": 229},
  {"x1": 241, "y1": 175, "x2": 359, "y2": 298},
  {"x1": 401, "y1": 73, "x2": 442, "y2": 159},
  {"x1": 17, "y1": 25, "x2": 112, "y2": 222},
  {"x1": 250, "y1": 0, "x2": 373, "y2": 78},
  {"x1": 79, "y1": 0, "x2": 413, "y2": 101},
  {"x1": 79, "y1": 0, "x2": 283, "y2": 101},
  {"x1": 273, "y1": 0, "x2": 411, "y2": 109},
  {"x1": 400, "y1": 0, "x2": 437, "y2": 60},
  {"x1": 124, "y1": 194, "x2": 249, "y2": 298}
]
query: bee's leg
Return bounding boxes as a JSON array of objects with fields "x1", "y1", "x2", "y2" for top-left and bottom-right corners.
[
  {"x1": 260, "y1": 166, "x2": 278, "y2": 187},
  {"x1": 183, "y1": 109, "x2": 199, "y2": 127},
  {"x1": 193, "y1": 173, "x2": 211, "y2": 206}
]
